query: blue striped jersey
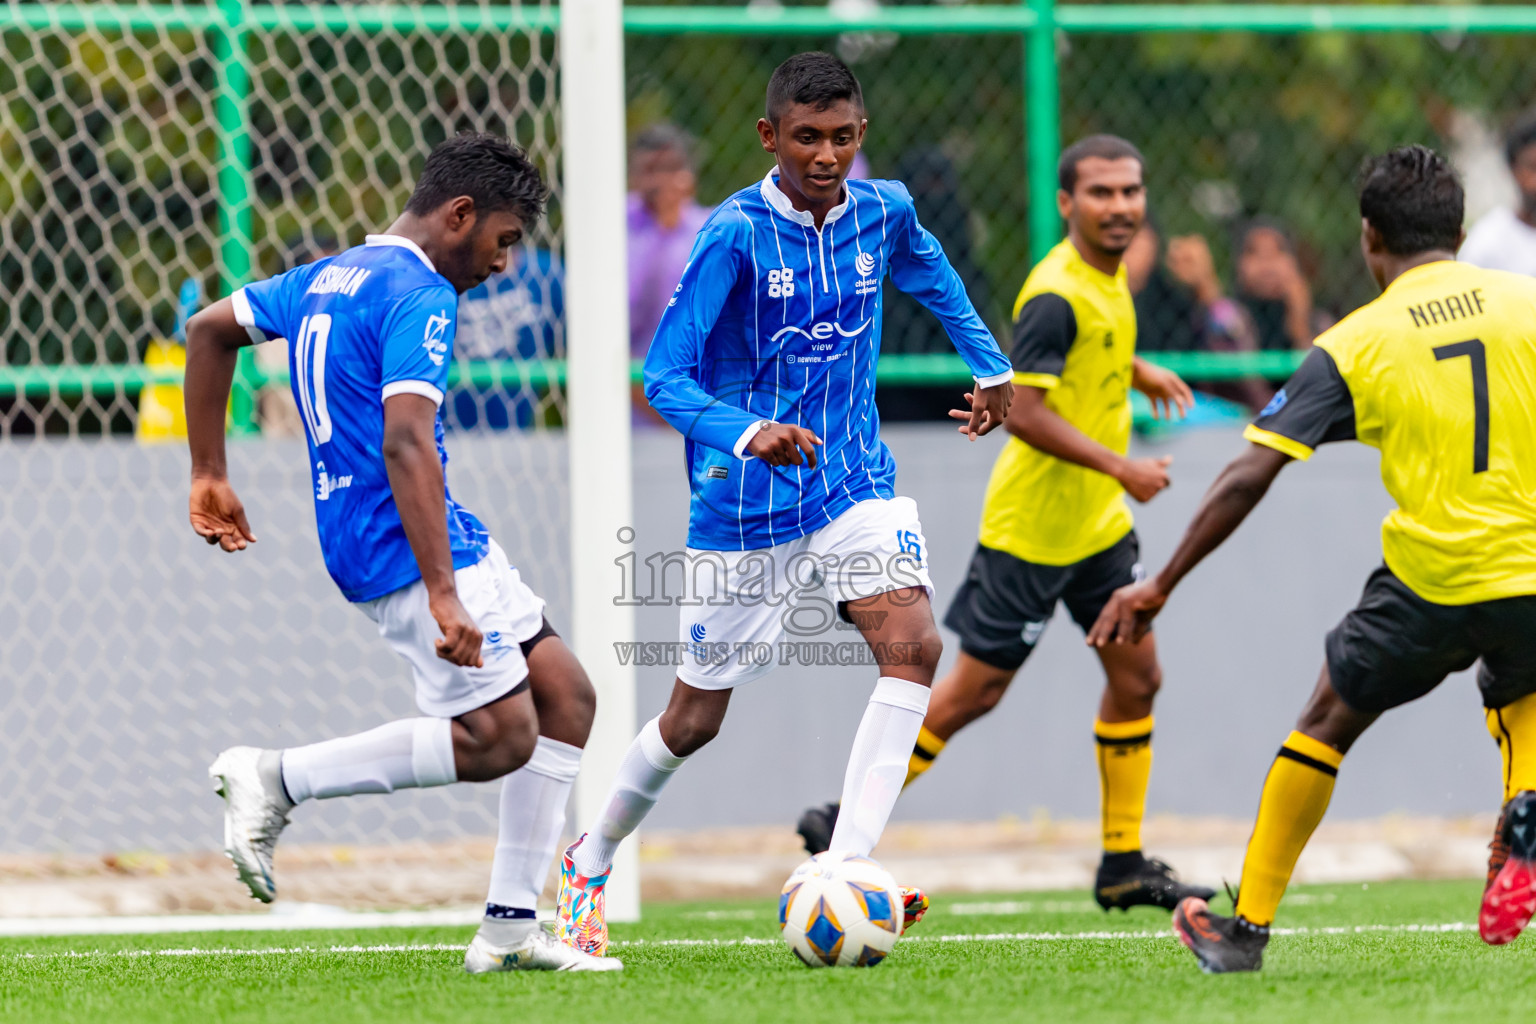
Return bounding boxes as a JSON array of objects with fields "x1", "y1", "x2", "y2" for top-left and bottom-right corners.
[
  {"x1": 234, "y1": 235, "x2": 490, "y2": 602},
  {"x1": 644, "y1": 169, "x2": 1012, "y2": 551}
]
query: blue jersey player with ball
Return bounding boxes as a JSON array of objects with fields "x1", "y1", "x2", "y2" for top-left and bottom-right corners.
[
  {"x1": 555, "y1": 52, "x2": 1014, "y2": 956},
  {"x1": 184, "y1": 133, "x2": 616, "y2": 975}
]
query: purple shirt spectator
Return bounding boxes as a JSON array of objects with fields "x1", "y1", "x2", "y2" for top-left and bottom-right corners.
[{"x1": 628, "y1": 192, "x2": 712, "y2": 357}]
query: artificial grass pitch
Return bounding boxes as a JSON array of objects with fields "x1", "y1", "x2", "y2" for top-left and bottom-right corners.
[{"x1": 2, "y1": 879, "x2": 1531, "y2": 1024}]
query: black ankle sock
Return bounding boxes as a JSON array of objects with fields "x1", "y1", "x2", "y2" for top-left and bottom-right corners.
[
  {"x1": 1234, "y1": 915, "x2": 1271, "y2": 938},
  {"x1": 485, "y1": 904, "x2": 537, "y2": 920},
  {"x1": 1099, "y1": 850, "x2": 1146, "y2": 873}
]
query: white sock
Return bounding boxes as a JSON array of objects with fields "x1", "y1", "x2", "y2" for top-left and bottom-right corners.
[
  {"x1": 571, "y1": 716, "x2": 686, "y2": 877},
  {"x1": 280, "y1": 717, "x2": 456, "y2": 803},
  {"x1": 485, "y1": 736, "x2": 583, "y2": 913},
  {"x1": 827, "y1": 676, "x2": 931, "y2": 856}
]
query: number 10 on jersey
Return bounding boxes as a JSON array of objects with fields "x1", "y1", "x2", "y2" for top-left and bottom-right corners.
[{"x1": 294, "y1": 313, "x2": 334, "y2": 444}]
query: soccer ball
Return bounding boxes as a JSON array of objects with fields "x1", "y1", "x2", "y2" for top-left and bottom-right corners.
[{"x1": 778, "y1": 851, "x2": 903, "y2": 967}]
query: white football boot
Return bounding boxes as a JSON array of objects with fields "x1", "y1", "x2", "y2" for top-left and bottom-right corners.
[
  {"x1": 464, "y1": 921, "x2": 624, "y2": 974},
  {"x1": 208, "y1": 746, "x2": 293, "y2": 903}
]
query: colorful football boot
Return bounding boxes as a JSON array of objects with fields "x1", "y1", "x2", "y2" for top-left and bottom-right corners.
[
  {"x1": 1172, "y1": 897, "x2": 1269, "y2": 974},
  {"x1": 900, "y1": 886, "x2": 929, "y2": 930},
  {"x1": 1481, "y1": 790, "x2": 1536, "y2": 945},
  {"x1": 554, "y1": 835, "x2": 611, "y2": 956}
]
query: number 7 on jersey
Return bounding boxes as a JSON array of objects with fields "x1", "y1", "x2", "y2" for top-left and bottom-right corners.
[{"x1": 1433, "y1": 338, "x2": 1489, "y2": 474}]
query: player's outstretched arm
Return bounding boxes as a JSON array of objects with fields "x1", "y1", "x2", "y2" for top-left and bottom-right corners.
[
  {"x1": 185, "y1": 298, "x2": 258, "y2": 552},
  {"x1": 381, "y1": 394, "x2": 483, "y2": 668},
  {"x1": 997, "y1": 386, "x2": 1173, "y2": 503},
  {"x1": 1086, "y1": 443, "x2": 1292, "y2": 646},
  {"x1": 1131, "y1": 357, "x2": 1194, "y2": 421}
]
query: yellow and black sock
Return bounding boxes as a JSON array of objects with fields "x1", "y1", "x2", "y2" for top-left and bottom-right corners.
[
  {"x1": 1486, "y1": 692, "x2": 1536, "y2": 802},
  {"x1": 1234, "y1": 730, "x2": 1343, "y2": 927},
  {"x1": 1094, "y1": 715, "x2": 1154, "y2": 854},
  {"x1": 903, "y1": 726, "x2": 946, "y2": 788}
]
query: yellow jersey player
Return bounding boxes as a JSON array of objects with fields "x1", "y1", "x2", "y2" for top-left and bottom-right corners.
[
  {"x1": 800, "y1": 135, "x2": 1211, "y2": 915},
  {"x1": 1091, "y1": 144, "x2": 1536, "y2": 972}
]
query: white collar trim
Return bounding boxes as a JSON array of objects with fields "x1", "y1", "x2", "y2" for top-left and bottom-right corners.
[
  {"x1": 759, "y1": 167, "x2": 851, "y2": 227},
  {"x1": 364, "y1": 233, "x2": 437, "y2": 273}
]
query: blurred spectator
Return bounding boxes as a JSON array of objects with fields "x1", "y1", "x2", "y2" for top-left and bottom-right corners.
[
  {"x1": 877, "y1": 146, "x2": 992, "y2": 422},
  {"x1": 451, "y1": 246, "x2": 565, "y2": 430},
  {"x1": 1459, "y1": 112, "x2": 1536, "y2": 276},
  {"x1": 1126, "y1": 225, "x2": 1272, "y2": 411},
  {"x1": 1124, "y1": 221, "x2": 1201, "y2": 353},
  {"x1": 629, "y1": 124, "x2": 711, "y2": 424},
  {"x1": 1234, "y1": 219, "x2": 1332, "y2": 350}
]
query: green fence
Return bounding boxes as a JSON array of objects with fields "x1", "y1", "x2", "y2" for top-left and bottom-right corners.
[{"x1": 5, "y1": 2, "x2": 1536, "y2": 435}]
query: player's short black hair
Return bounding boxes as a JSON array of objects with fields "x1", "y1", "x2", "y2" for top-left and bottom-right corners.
[
  {"x1": 1506, "y1": 111, "x2": 1536, "y2": 167},
  {"x1": 1358, "y1": 145, "x2": 1464, "y2": 256},
  {"x1": 765, "y1": 51, "x2": 863, "y2": 126},
  {"x1": 404, "y1": 132, "x2": 547, "y2": 225},
  {"x1": 1058, "y1": 135, "x2": 1144, "y2": 193}
]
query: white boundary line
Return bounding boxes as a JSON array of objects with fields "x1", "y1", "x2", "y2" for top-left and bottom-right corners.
[
  {"x1": 3, "y1": 922, "x2": 1476, "y2": 960},
  {"x1": 0, "y1": 908, "x2": 482, "y2": 938}
]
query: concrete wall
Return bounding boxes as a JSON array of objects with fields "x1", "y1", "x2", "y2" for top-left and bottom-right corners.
[{"x1": 0, "y1": 422, "x2": 1498, "y2": 855}]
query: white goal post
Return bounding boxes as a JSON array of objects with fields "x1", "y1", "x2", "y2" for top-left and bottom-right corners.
[{"x1": 561, "y1": 0, "x2": 641, "y2": 923}]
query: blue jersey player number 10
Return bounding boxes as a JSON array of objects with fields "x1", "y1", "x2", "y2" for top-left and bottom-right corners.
[
  {"x1": 182, "y1": 133, "x2": 623, "y2": 976},
  {"x1": 292, "y1": 313, "x2": 334, "y2": 444}
]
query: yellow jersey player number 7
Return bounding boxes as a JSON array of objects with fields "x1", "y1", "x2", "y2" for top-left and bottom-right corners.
[{"x1": 1090, "y1": 145, "x2": 1536, "y2": 974}]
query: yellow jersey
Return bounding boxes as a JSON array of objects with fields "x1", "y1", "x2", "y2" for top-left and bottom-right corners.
[
  {"x1": 1246, "y1": 259, "x2": 1536, "y2": 604},
  {"x1": 978, "y1": 238, "x2": 1137, "y2": 565}
]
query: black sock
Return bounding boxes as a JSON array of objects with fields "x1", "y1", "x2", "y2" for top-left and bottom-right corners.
[
  {"x1": 1099, "y1": 849, "x2": 1147, "y2": 873},
  {"x1": 485, "y1": 903, "x2": 537, "y2": 920}
]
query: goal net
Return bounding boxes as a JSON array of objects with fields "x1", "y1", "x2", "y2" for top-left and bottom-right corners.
[{"x1": 0, "y1": 0, "x2": 575, "y2": 915}]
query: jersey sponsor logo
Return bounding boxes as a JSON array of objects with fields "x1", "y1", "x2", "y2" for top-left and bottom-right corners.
[
  {"x1": 706, "y1": 465, "x2": 729, "y2": 479},
  {"x1": 767, "y1": 267, "x2": 796, "y2": 298},
  {"x1": 770, "y1": 318, "x2": 871, "y2": 345},
  {"x1": 689, "y1": 623, "x2": 707, "y2": 643},
  {"x1": 305, "y1": 265, "x2": 371, "y2": 297},
  {"x1": 315, "y1": 460, "x2": 353, "y2": 501},
  {"x1": 422, "y1": 311, "x2": 451, "y2": 366},
  {"x1": 855, "y1": 250, "x2": 879, "y2": 297},
  {"x1": 1260, "y1": 387, "x2": 1289, "y2": 418}
]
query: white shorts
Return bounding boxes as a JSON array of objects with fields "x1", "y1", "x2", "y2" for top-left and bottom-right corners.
[
  {"x1": 674, "y1": 497, "x2": 934, "y2": 690},
  {"x1": 358, "y1": 539, "x2": 547, "y2": 718}
]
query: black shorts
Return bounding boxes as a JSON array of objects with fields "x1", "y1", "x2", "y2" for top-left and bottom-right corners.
[
  {"x1": 1325, "y1": 565, "x2": 1536, "y2": 714},
  {"x1": 943, "y1": 532, "x2": 1142, "y2": 672},
  {"x1": 520, "y1": 616, "x2": 559, "y2": 659}
]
